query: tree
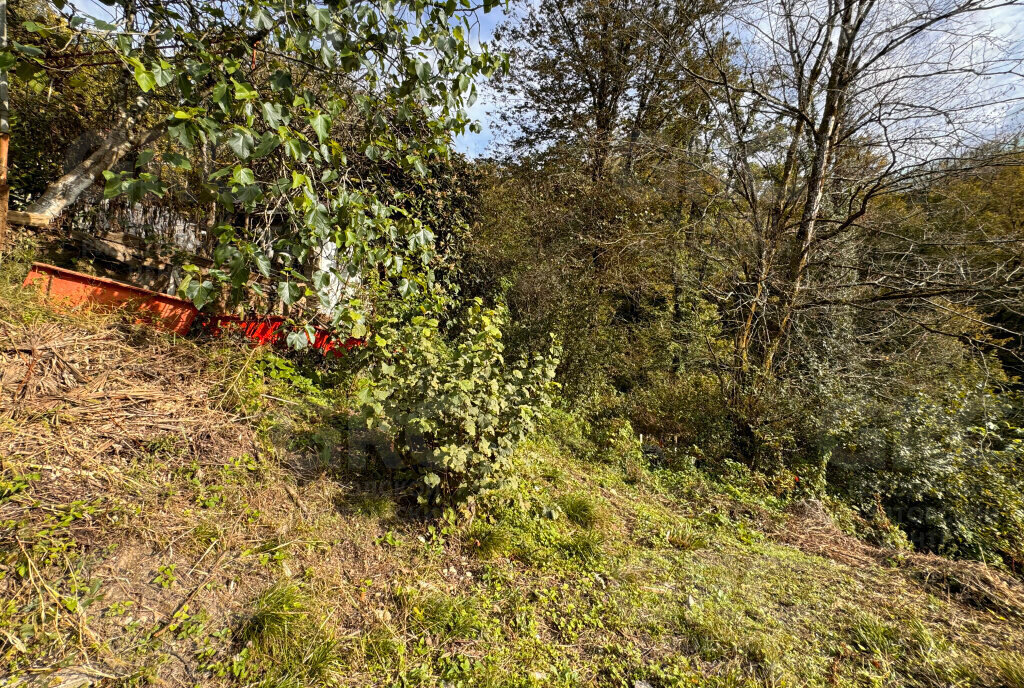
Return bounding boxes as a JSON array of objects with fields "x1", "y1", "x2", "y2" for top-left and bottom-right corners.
[
  {"x1": 492, "y1": 0, "x2": 721, "y2": 180},
  {"x1": 8, "y1": 0, "x2": 504, "y2": 334},
  {"x1": 676, "y1": 0, "x2": 1024, "y2": 384}
]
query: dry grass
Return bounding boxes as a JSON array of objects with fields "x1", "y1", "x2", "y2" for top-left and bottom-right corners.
[
  {"x1": 3, "y1": 276, "x2": 1024, "y2": 688},
  {"x1": 776, "y1": 499, "x2": 1024, "y2": 620}
]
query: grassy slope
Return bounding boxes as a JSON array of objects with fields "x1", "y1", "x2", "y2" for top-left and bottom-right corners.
[{"x1": 2, "y1": 270, "x2": 1024, "y2": 688}]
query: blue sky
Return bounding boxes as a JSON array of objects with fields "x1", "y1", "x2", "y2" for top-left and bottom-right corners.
[{"x1": 452, "y1": 6, "x2": 507, "y2": 158}]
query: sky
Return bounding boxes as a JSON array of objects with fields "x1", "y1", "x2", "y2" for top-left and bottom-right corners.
[{"x1": 452, "y1": 6, "x2": 507, "y2": 158}]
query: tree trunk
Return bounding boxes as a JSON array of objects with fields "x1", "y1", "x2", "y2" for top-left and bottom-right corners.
[{"x1": 11, "y1": 125, "x2": 163, "y2": 228}]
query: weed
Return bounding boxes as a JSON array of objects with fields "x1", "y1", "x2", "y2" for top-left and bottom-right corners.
[
  {"x1": 556, "y1": 493, "x2": 599, "y2": 529},
  {"x1": 352, "y1": 493, "x2": 397, "y2": 520},
  {"x1": 466, "y1": 522, "x2": 510, "y2": 559},
  {"x1": 399, "y1": 588, "x2": 484, "y2": 644},
  {"x1": 558, "y1": 530, "x2": 605, "y2": 564},
  {"x1": 997, "y1": 653, "x2": 1024, "y2": 688},
  {"x1": 237, "y1": 581, "x2": 304, "y2": 646},
  {"x1": 105, "y1": 600, "x2": 133, "y2": 617},
  {"x1": 361, "y1": 626, "x2": 407, "y2": 672},
  {"x1": 153, "y1": 564, "x2": 177, "y2": 589}
]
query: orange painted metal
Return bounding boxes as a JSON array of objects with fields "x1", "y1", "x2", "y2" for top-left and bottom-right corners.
[
  {"x1": 22, "y1": 262, "x2": 364, "y2": 356},
  {"x1": 194, "y1": 313, "x2": 362, "y2": 358},
  {"x1": 22, "y1": 262, "x2": 199, "y2": 335}
]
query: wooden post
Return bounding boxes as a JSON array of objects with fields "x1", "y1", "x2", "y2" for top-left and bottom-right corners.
[{"x1": 0, "y1": 0, "x2": 9, "y2": 253}]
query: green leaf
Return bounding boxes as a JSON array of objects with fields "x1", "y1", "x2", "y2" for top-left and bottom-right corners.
[
  {"x1": 153, "y1": 61, "x2": 175, "y2": 87},
  {"x1": 423, "y1": 472, "x2": 441, "y2": 488},
  {"x1": 309, "y1": 112, "x2": 331, "y2": 143},
  {"x1": 226, "y1": 128, "x2": 255, "y2": 159},
  {"x1": 307, "y1": 4, "x2": 330, "y2": 30},
  {"x1": 254, "y1": 253, "x2": 272, "y2": 278},
  {"x1": 12, "y1": 41, "x2": 43, "y2": 57},
  {"x1": 232, "y1": 166, "x2": 255, "y2": 186},
  {"x1": 163, "y1": 152, "x2": 192, "y2": 170},
  {"x1": 351, "y1": 321, "x2": 367, "y2": 338},
  {"x1": 103, "y1": 172, "x2": 122, "y2": 199},
  {"x1": 415, "y1": 60, "x2": 431, "y2": 83},
  {"x1": 231, "y1": 79, "x2": 258, "y2": 100},
  {"x1": 252, "y1": 131, "x2": 281, "y2": 159},
  {"x1": 134, "y1": 66, "x2": 157, "y2": 92},
  {"x1": 212, "y1": 81, "x2": 229, "y2": 112},
  {"x1": 135, "y1": 150, "x2": 155, "y2": 168},
  {"x1": 261, "y1": 101, "x2": 284, "y2": 127},
  {"x1": 278, "y1": 281, "x2": 302, "y2": 305}
]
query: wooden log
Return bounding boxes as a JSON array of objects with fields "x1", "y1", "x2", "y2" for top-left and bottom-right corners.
[{"x1": 8, "y1": 209, "x2": 50, "y2": 227}]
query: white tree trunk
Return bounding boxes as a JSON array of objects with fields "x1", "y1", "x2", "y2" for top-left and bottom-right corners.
[{"x1": 10, "y1": 125, "x2": 161, "y2": 228}]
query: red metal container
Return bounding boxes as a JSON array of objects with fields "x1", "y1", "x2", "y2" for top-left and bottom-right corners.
[
  {"x1": 22, "y1": 262, "x2": 199, "y2": 335},
  {"x1": 194, "y1": 313, "x2": 361, "y2": 357},
  {"x1": 23, "y1": 262, "x2": 362, "y2": 356}
]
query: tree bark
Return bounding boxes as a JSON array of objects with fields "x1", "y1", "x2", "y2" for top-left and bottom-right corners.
[{"x1": 11, "y1": 125, "x2": 163, "y2": 228}]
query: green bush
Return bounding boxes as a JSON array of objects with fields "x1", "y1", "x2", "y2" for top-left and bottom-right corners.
[
  {"x1": 828, "y1": 386, "x2": 1024, "y2": 568},
  {"x1": 355, "y1": 295, "x2": 560, "y2": 504}
]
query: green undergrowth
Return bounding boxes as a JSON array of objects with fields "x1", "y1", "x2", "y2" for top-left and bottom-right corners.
[{"x1": 2, "y1": 278, "x2": 1024, "y2": 687}]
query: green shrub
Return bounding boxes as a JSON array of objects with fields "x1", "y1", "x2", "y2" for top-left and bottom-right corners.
[
  {"x1": 828, "y1": 385, "x2": 1024, "y2": 567},
  {"x1": 355, "y1": 294, "x2": 560, "y2": 504}
]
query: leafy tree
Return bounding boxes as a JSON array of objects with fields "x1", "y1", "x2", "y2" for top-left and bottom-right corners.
[
  {"x1": 10, "y1": 0, "x2": 504, "y2": 334},
  {"x1": 492, "y1": 0, "x2": 722, "y2": 179}
]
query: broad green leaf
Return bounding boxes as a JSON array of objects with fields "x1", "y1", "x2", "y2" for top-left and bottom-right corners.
[
  {"x1": 226, "y1": 128, "x2": 255, "y2": 159},
  {"x1": 309, "y1": 112, "x2": 331, "y2": 143},
  {"x1": 254, "y1": 253, "x2": 271, "y2": 278},
  {"x1": 134, "y1": 67, "x2": 157, "y2": 92},
  {"x1": 278, "y1": 280, "x2": 302, "y2": 305},
  {"x1": 307, "y1": 4, "x2": 330, "y2": 30},
  {"x1": 231, "y1": 79, "x2": 258, "y2": 100},
  {"x1": 135, "y1": 150, "x2": 155, "y2": 168},
  {"x1": 163, "y1": 152, "x2": 192, "y2": 170}
]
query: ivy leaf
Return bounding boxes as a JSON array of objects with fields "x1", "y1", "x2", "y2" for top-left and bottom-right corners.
[
  {"x1": 226, "y1": 128, "x2": 255, "y2": 159},
  {"x1": 261, "y1": 101, "x2": 284, "y2": 127},
  {"x1": 286, "y1": 329, "x2": 310, "y2": 350},
  {"x1": 232, "y1": 166, "x2": 255, "y2": 186},
  {"x1": 252, "y1": 131, "x2": 281, "y2": 159}
]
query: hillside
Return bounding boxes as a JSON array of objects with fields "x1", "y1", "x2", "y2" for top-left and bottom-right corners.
[{"x1": 2, "y1": 274, "x2": 1024, "y2": 687}]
